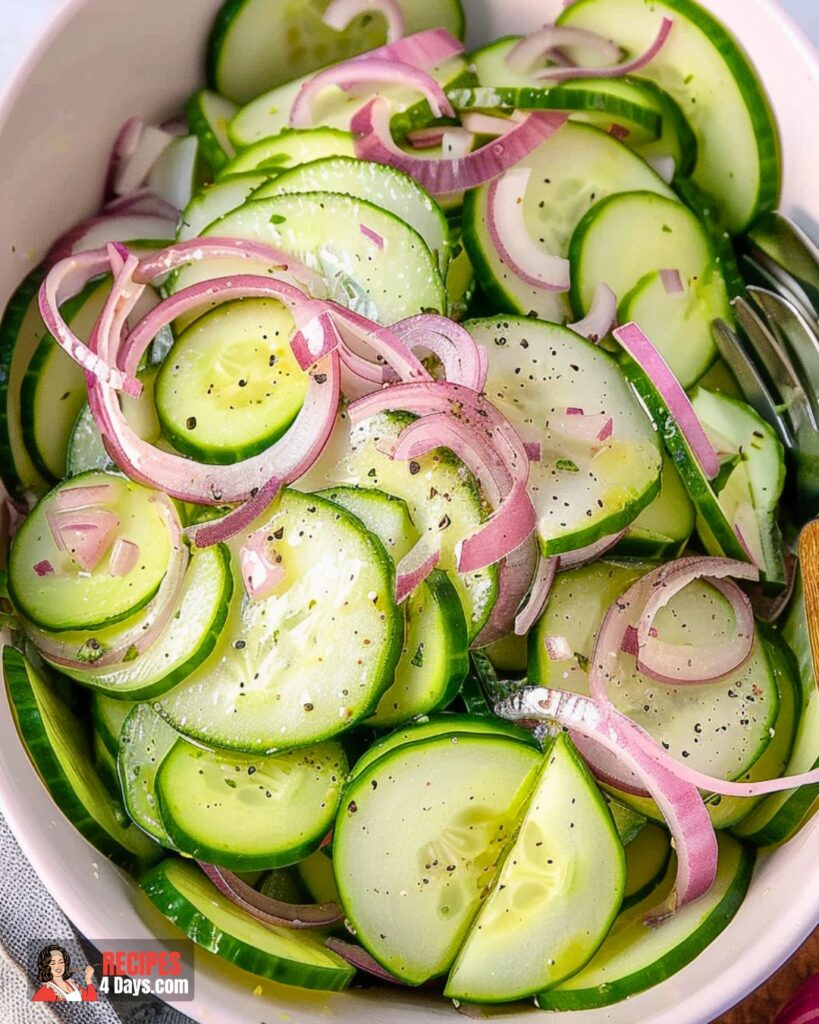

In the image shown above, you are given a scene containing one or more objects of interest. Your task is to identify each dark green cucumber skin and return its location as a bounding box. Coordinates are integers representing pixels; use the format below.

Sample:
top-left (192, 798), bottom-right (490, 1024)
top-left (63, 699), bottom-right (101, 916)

top-left (3, 646), bottom-right (159, 870)
top-left (140, 859), bottom-right (355, 992)
top-left (630, 76), bottom-right (697, 177)
top-left (619, 842), bottom-right (672, 914)
top-left (536, 842), bottom-right (756, 1010)
top-left (67, 545), bottom-right (234, 701)
top-left (675, 178), bottom-right (747, 302)
top-left (462, 188), bottom-right (532, 315)
top-left (186, 90), bottom-right (230, 176)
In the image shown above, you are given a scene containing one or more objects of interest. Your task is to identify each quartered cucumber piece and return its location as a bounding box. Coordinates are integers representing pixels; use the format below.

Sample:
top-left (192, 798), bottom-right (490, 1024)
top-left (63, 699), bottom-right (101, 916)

top-left (571, 191), bottom-right (730, 387)
top-left (156, 298), bottom-right (308, 463)
top-left (178, 172), bottom-right (269, 242)
top-left (208, 0), bottom-right (465, 103)
top-left (156, 738), bottom-right (346, 870)
top-left (299, 410), bottom-right (498, 641)
top-left (463, 121), bottom-right (675, 320)
top-left (538, 833), bottom-right (753, 1009)
top-left (621, 823), bottom-right (671, 911)
top-left (118, 704), bottom-right (178, 846)
top-left (158, 489), bottom-right (402, 751)
top-left (218, 128), bottom-right (355, 179)
top-left (172, 193), bottom-right (445, 324)
top-left (557, 0), bottom-right (780, 233)
top-left (614, 450), bottom-right (694, 560)
top-left (317, 486), bottom-right (468, 728)
top-left (334, 733), bottom-right (541, 984)
top-left (92, 693), bottom-right (134, 756)
top-left (186, 89), bottom-right (237, 174)
top-left (529, 560), bottom-right (780, 800)
top-left (692, 388), bottom-right (787, 587)
top-left (59, 545), bottom-right (233, 700)
top-left (445, 734), bottom-right (625, 1003)
top-left (141, 859), bottom-right (355, 991)
top-left (349, 712), bottom-right (539, 783)
top-left (3, 646), bottom-right (158, 868)
top-left (253, 157), bottom-right (451, 274)
top-left (467, 316), bottom-right (661, 556)
top-left (9, 472), bottom-right (179, 632)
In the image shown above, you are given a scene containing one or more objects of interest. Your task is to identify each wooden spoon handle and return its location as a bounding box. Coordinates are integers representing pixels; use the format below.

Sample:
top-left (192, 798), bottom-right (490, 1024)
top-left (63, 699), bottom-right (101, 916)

top-left (798, 520), bottom-right (819, 682)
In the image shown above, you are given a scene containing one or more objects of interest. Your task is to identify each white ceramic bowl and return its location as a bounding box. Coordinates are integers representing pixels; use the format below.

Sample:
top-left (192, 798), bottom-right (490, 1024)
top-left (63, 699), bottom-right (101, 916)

top-left (1, 2), bottom-right (818, 1021)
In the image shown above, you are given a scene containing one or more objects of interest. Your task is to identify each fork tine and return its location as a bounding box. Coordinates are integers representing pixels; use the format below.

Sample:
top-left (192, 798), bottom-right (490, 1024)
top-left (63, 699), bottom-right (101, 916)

top-left (747, 211), bottom-right (819, 316)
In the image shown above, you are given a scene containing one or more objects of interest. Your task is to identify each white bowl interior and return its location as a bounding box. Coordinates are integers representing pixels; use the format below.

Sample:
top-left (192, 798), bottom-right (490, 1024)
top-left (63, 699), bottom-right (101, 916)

top-left (1, 1), bottom-right (818, 1021)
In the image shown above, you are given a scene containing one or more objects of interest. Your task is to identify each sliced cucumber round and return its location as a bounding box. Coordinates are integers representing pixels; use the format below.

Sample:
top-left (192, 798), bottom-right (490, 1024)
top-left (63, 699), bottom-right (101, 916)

top-left (296, 850), bottom-right (340, 906)
top-left (92, 693), bottom-right (134, 756)
top-left (186, 88), bottom-right (237, 174)
top-left (334, 733), bottom-right (542, 984)
top-left (621, 823), bottom-right (671, 912)
top-left (178, 172), bottom-right (269, 242)
top-left (118, 704), bottom-right (178, 846)
top-left (466, 316), bottom-right (662, 556)
top-left (218, 128), bottom-right (355, 180)
top-left (445, 734), bottom-right (625, 1003)
top-left (613, 450), bottom-right (695, 560)
top-left (156, 738), bottom-right (346, 870)
top-left (141, 859), bottom-right (355, 991)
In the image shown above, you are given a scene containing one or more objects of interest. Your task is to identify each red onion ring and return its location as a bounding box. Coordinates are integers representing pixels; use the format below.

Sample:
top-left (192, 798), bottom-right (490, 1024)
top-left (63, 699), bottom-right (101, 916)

top-left (198, 863), bottom-right (343, 929)
top-left (323, 0), bottom-right (405, 43)
top-left (391, 314), bottom-right (488, 391)
top-left (185, 475), bottom-right (284, 549)
top-left (514, 555), bottom-right (558, 636)
top-left (646, 155), bottom-right (676, 184)
top-left (394, 537), bottom-right (441, 604)
top-left (460, 112), bottom-right (517, 137)
top-left (568, 283), bottom-right (617, 342)
top-left (325, 937), bottom-right (406, 983)
top-left (471, 535), bottom-right (539, 648)
top-left (364, 27), bottom-right (463, 68)
top-left (239, 528), bottom-right (287, 600)
top-left (506, 25), bottom-right (621, 75)
top-left (557, 530), bottom-right (625, 570)
top-left (660, 268), bottom-right (685, 295)
top-left (536, 17), bottom-right (674, 81)
top-left (103, 187), bottom-right (180, 221)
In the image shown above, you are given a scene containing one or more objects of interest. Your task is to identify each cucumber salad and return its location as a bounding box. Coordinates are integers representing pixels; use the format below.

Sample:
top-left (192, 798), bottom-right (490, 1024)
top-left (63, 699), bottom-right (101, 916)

top-left (3, 0), bottom-right (819, 1011)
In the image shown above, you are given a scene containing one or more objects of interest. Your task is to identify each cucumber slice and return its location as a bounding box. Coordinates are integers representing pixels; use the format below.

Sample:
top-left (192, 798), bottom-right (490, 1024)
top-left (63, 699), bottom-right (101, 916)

top-left (141, 859), bottom-right (355, 990)
top-left (92, 729), bottom-right (124, 805)
top-left (20, 276), bottom-right (110, 482)
top-left (118, 704), bottom-right (178, 846)
top-left (317, 486), bottom-right (468, 727)
top-left (218, 128), bottom-right (355, 179)
top-left (445, 734), bottom-right (625, 1003)
top-left (59, 545), bottom-right (233, 700)
top-left (9, 472), bottom-right (179, 633)
top-left (334, 733), bottom-right (541, 984)
top-left (621, 823), bottom-right (671, 912)
top-left (186, 89), bottom-right (237, 174)
top-left (607, 797), bottom-right (648, 847)
top-left (172, 193), bottom-right (445, 324)
top-left (446, 238), bottom-right (476, 321)
top-left (538, 833), bottom-right (753, 1009)
top-left (484, 631), bottom-right (528, 676)
top-left (4, 646), bottom-right (158, 868)
top-left (156, 738), bottom-right (346, 870)
top-left (613, 450), bottom-right (694, 560)
top-left (692, 388), bottom-right (787, 587)
top-left (298, 410), bottom-right (498, 641)
top-left (253, 156), bottom-right (451, 274)
top-left (156, 298), bottom-right (308, 463)
top-left (296, 850), bottom-right (340, 906)
top-left (349, 712), bottom-right (540, 783)
top-left (0, 268), bottom-right (50, 496)
top-left (628, 77), bottom-right (697, 176)
top-left (557, 0), bottom-right (780, 233)
top-left (528, 560), bottom-right (780, 795)
top-left (571, 191), bottom-right (731, 387)
top-left (466, 316), bottom-right (661, 556)
top-left (92, 693), bottom-right (134, 756)
top-left (463, 121), bottom-right (675, 319)
top-left (178, 172), bottom-right (269, 242)
top-left (158, 489), bottom-right (402, 751)
top-left (208, 0), bottom-right (464, 103)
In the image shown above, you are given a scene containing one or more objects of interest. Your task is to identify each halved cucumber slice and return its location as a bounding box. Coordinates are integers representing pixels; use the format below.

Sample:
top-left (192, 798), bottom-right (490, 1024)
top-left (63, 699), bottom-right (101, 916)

top-left (299, 410), bottom-right (498, 641)
top-left (692, 388), bottom-right (787, 587)
top-left (118, 704), bottom-right (178, 846)
top-left (172, 193), bottom-right (445, 324)
top-left (178, 172), bottom-right (269, 242)
top-left (3, 646), bottom-right (158, 868)
top-left (253, 156), bottom-right (451, 274)
top-left (156, 738), bottom-right (346, 870)
top-left (92, 693), bottom-right (134, 756)
top-left (621, 823), bottom-right (671, 912)
top-left (538, 833), bottom-right (753, 1009)
top-left (463, 121), bottom-right (675, 320)
top-left (208, 0), bottom-right (465, 103)
top-left (613, 450), bottom-right (695, 560)
top-left (445, 734), bottom-right (625, 1003)
top-left (156, 298), bottom-right (308, 463)
top-left (158, 489), bottom-right (402, 751)
top-left (218, 128), bottom-right (355, 179)
top-left (186, 88), bottom-right (237, 174)
top-left (571, 191), bottom-right (731, 387)
top-left (466, 316), bottom-right (661, 556)
top-left (558, 0), bottom-right (780, 233)
top-left (9, 472), bottom-right (179, 633)
top-left (334, 733), bottom-right (542, 984)
top-left (317, 486), bottom-right (468, 728)
top-left (141, 859), bottom-right (355, 990)
top-left (58, 544), bottom-right (233, 700)
top-left (528, 560), bottom-right (780, 797)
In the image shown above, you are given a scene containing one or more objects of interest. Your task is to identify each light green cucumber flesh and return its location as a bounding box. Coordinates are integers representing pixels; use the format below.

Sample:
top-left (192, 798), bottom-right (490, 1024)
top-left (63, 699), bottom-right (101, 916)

top-left (117, 704), bottom-right (179, 846)
top-left (613, 450), bottom-right (695, 560)
top-left (177, 172), bottom-right (270, 242)
top-left (217, 128), bottom-right (355, 179)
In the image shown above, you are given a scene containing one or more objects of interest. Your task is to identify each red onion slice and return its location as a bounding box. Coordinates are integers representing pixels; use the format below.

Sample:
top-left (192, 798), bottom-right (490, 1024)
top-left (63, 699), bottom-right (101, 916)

top-left (107, 537), bottom-right (140, 578)
top-left (352, 98), bottom-right (567, 196)
top-left (365, 27), bottom-right (463, 68)
top-left (536, 17), bottom-right (674, 81)
top-left (568, 283), bottom-right (617, 342)
top-left (543, 634), bottom-right (573, 661)
top-left (646, 155), bottom-right (676, 183)
top-left (506, 25), bottom-right (621, 75)
top-left (391, 313), bottom-right (488, 391)
top-left (33, 560), bottom-right (54, 578)
top-left (198, 863), bottom-right (343, 929)
top-left (558, 530), bottom-right (626, 570)
top-left (471, 535), bottom-right (538, 648)
top-left (329, 305), bottom-right (431, 384)
top-left (514, 555), bottom-right (558, 636)
top-left (460, 112), bottom-right (516, 137)
top-left (290, 58), bottom-right (454, 128)
top-left (106, 119), bottom-right (175, 199)
top-left (407, 127), bottom-right (445, 149)
top-left (660, 268), bottom-right (685, 295)
top-left (103, 187), bottom-right (180, 221)
top-left (55, 483), bottom-right (117, 511)
top-left (394, 537), bottom-right (441, 604)
top-left (486, 167), bottom-right (571, 292)
top-left (614, 322), bottom-right (721, 479)
top-left (240, 528), bottom-right (287, 600)
top-left (185, 475), bottom-right (284, 549)
top-left (325, 937), bottom-right (406, 983)
top-left (48, 509), bottom-right (121, 572)
top-left (323, 0), bottom-right (405, 42)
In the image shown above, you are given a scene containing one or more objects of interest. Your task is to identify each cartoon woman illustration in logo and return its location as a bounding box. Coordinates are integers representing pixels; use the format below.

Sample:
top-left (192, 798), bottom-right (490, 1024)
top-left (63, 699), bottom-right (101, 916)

top-left (32, 944), bottom-right (97, 1002)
